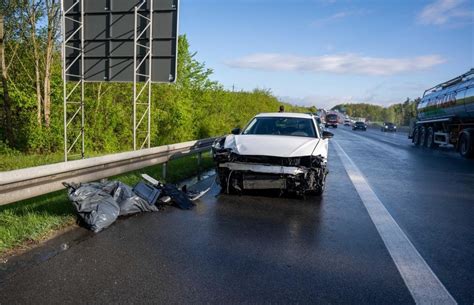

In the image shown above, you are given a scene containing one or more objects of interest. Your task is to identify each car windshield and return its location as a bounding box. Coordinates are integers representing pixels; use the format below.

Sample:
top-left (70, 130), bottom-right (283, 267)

top-left (386, 123), bottom-right (394, 126)
top-left (356, 122), bottom-right (365, 125)
top-left (243, 117), bottom-right (317, 138)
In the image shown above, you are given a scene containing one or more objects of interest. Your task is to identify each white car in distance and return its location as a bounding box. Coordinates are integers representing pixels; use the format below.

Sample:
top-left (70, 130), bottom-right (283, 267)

top-left (212, 113), bottom-right (333, 196)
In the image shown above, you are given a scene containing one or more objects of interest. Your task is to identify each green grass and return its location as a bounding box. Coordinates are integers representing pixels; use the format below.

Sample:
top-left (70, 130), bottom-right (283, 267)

top-left (0, 152), bottom-right (214, 255)
top-left (0, 151), bottom-right (108, 171)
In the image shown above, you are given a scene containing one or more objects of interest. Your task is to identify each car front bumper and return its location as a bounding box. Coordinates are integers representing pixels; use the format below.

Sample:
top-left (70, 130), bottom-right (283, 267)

top-left (218, 162), bottom-right (307, 175)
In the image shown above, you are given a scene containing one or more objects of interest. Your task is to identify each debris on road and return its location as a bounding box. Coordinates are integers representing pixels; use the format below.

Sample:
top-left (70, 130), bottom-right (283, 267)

top-left (162, 184), bottom-right (194, 210)
top-left (64, 175), bottom-right (211, 232)
top-left (141, 173), bottom-right (213, 205)
top-left (64, 180), bottom-right (158, 232)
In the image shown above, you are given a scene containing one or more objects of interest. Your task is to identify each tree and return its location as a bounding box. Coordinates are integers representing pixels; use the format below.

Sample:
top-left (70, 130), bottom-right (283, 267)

top-left (0, 7), bottom-right (14, 145)
top-left (42, 0), bottom-right (60, 127)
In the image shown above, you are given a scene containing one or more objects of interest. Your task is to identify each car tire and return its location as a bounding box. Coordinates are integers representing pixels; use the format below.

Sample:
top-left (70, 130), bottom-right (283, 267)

top-left (313, 177), bottom-right (326, 196)
top-left (426, 127), bottom-right (437, 149)
top-left (459, 132), bottom-right (474, 158)
top-left (218, 176), bottom-right (228, 193)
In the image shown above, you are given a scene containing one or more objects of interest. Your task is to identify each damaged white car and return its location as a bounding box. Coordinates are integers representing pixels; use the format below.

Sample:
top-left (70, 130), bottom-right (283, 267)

top-left (212, 113), bottom-right (333, 196)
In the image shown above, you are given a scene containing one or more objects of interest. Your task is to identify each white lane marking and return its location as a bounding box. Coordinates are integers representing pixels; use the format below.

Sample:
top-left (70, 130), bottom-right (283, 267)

top-left (333, 140), bottom-right (457, 305)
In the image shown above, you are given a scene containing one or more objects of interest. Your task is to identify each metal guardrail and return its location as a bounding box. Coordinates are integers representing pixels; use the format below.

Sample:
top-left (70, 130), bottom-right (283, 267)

top-left (0, 137), bottom-right (216, 206)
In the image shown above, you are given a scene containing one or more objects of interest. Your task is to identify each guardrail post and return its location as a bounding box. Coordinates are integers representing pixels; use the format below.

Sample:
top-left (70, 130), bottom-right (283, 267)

top-left (162, 162), bottom-right (167, 181)
top-left (197, 152), bottom-right (202, 181)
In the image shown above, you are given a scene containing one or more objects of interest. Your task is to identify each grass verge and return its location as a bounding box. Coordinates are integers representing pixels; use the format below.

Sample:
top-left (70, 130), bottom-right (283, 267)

top-left (0, 152), bottom-right (214, 256)
top-left (0, 151), bottom-right (108, 171)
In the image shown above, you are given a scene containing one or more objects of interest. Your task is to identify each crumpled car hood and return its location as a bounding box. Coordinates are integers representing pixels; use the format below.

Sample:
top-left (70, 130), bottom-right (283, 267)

top-left (224, 135), bottom-right (321, 157)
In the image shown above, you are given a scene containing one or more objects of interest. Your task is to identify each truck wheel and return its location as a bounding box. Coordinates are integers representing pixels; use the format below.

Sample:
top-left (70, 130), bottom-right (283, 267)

top-left (459, 132), bottom-right (474, 158)
top-left (426, 127), bottom-right (438, 149)
top-left (420, 127), bottom-right (427, 147)
top-left (413, 127), bottom-right (421, 145)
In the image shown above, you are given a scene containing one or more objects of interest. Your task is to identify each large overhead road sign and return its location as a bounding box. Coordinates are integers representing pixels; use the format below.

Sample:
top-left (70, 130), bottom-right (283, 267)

top-left (64, 0), bottom-right (179, 83)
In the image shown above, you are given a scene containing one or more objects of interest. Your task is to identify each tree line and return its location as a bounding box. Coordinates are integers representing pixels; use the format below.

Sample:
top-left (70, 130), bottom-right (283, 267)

top-left (331, 98), bottom-right (420, 126)
top-left (0, 2), bottom-right (311, 156)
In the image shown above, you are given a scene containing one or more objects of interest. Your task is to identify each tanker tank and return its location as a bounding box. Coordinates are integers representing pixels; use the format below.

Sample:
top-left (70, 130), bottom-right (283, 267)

top-left (410, 68), bottom-right (474, 158)
top-left (417, 68), bottom-right (474, 121)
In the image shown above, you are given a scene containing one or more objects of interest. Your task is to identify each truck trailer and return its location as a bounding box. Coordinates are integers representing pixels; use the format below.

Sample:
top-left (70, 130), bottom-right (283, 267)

top-left (409, 69), bottom-right (474, 158)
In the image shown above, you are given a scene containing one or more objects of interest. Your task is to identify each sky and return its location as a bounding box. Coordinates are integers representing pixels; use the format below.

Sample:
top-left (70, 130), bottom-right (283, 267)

top-left (179, 0), bottom-right (474, 109)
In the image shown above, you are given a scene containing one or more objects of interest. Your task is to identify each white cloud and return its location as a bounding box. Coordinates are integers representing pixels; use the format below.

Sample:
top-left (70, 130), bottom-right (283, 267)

top-left (311, 9), bottom-right (370, 27)
top-left (418, 0), bottom-right (474, 26)
top-left (226, 53), bottom-right (445, 76)
top-left (278, 82), bottom-right (429, 109)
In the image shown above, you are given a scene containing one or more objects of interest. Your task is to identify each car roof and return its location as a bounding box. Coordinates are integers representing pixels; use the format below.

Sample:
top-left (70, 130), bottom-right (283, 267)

top-left (255, 112), bottom-right (314, 119)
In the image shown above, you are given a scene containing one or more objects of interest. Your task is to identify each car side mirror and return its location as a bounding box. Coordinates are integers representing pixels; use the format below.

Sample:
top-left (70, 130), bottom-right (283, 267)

top-left (322, 131), bottom-right (334, 139)
top-left (231, 128), bottom-right (241, 135)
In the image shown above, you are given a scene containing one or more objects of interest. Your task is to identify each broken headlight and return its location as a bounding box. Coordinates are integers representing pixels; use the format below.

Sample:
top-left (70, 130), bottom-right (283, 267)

top-left (212, 137), bottom-right (231, 162)
top-left (212, 136), bottom-right (226, 150)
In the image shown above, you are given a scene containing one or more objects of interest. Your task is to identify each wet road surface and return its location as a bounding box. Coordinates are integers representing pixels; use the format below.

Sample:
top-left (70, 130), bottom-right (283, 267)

top-left (1, 127), bottom-right (473, 304)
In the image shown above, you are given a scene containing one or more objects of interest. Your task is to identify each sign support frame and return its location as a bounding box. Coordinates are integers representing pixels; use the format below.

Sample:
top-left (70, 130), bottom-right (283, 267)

top-left (133, 0), bottom-right (154, 150)
top-left (61, 0), bottom-right (85, 162)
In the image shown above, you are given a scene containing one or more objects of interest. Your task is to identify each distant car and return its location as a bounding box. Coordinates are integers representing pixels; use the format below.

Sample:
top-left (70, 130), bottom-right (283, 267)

top-left (212, 112), bottom-right (333, 196)
top-left (344, 119), bottom-right (351, 126)
top-left (352, 121), bottom-right (367, 131)
top-left (381, 122), bottom-right (397, 132)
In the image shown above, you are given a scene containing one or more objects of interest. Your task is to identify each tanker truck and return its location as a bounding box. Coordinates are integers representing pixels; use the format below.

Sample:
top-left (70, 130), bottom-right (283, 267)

top-left (409, 68), bottom-right (474, 158)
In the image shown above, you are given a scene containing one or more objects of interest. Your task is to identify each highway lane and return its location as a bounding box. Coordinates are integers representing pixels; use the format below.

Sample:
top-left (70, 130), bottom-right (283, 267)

top-left (1, 129), bottom-right (473, 304)
top-left (333, 126), bottom-right (474, 304)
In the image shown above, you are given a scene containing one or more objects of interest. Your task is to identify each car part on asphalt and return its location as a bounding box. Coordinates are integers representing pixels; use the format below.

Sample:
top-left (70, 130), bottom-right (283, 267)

top-left (133, 181), bottom-right (162, 205)
top-left (114, 181), bottom-right (160, 216)
top-left (141, 173), bottom-right (213, 203)
top-left (64, 174), bottom-right (211, 232)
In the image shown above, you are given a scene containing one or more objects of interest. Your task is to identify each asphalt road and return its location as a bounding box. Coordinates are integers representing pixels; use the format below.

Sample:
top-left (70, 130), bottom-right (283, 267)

top-left (1, 127), bottom-right (473, 304)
